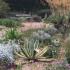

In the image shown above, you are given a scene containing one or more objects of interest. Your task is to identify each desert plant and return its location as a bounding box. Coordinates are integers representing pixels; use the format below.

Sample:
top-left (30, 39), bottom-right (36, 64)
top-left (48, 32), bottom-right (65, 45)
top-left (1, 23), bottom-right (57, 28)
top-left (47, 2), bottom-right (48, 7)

top-left (5, 28), bottom-right (21, 40)
top-left (44, 14), bottom-right (63, 24)
top-left (0, 40), bottom-right (20, 70)
top-left (15, 38), bottom-right (48, 61)
top-left (0, 19), bottom-right (19, 27)
top-left (32, 30), bottom-right (51, 41)
top-left (30, 29), bottom-right (61, 58)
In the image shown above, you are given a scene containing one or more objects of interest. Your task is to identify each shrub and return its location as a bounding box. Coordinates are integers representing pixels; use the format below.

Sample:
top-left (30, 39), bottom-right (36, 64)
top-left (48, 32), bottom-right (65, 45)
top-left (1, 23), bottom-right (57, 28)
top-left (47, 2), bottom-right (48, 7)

top-left (44, 14), bottom-right (63, 24)
top-left (44, 38), bottom-right (60, 58)
top-left (44, 24), bottom-right (57, 35)
top-left (5, 28), bottom-right (21, 40)
top-left (0, 19), bottom-right (19, 27)
top-left (32, 30), bottom-right (51, 41)
top-left (20, 28), bottom-right (60, 59)
top-left (0, 40), bottom-right (20, 67)
top-left (21, 29), bottom-right (60, 58)
top-left (44, 14), bottom-right (70, 37)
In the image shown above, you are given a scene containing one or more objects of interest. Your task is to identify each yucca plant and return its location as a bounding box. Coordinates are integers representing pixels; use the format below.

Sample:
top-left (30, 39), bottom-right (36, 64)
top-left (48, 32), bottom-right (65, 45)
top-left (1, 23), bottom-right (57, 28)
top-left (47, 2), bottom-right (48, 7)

top-left (14, 38), bottom-right (48, 61)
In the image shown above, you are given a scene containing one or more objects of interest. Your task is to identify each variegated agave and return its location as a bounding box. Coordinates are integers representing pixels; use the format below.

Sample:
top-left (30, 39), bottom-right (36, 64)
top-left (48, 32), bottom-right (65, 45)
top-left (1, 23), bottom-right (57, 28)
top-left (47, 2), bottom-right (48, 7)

top-left (15, 38), bottom-right (48, 61)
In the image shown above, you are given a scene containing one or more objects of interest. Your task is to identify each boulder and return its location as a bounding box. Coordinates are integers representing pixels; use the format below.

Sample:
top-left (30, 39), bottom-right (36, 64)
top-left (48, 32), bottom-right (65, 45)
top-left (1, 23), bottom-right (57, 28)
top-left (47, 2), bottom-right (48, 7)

top-left (21, 22), bottom-right (45, 31)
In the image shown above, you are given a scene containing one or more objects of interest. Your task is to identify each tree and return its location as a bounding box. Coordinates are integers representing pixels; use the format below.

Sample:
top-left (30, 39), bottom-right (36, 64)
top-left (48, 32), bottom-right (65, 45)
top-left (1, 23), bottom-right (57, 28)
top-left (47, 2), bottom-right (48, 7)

top-left (0, 0), bottom-right (9, 17)
top-left (42, 0), bottom-right (70, 14)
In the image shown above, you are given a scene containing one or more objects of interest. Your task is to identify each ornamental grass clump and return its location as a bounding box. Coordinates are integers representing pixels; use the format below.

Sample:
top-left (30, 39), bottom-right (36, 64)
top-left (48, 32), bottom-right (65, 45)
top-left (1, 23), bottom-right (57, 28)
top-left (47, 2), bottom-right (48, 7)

top-left (0, 19), bottom-right (19, 27)
top-left (5, 28), bottom-right (21, 40)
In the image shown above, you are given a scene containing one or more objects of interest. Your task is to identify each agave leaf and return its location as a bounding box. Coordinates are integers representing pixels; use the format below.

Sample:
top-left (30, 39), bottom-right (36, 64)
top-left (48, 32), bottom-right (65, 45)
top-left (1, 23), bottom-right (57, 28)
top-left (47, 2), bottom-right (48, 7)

top-left (32, 40), bottom-right (39, 58)
top-left (14, 50), bottom-right (26, 58)
top-left (28, 40), bottom-right (34, 58)
top-left (20, 39), bottom-right (35, 58)
top-left (27, 39), bottom-right (36, 58)
top-left (21, 44), bottom-right (30, 58)
top-left (35, 46), bottom-right (48, 58)
top-left (24, 39), bottom-right (30, 57)
top-left (34, 40), bottom-right (39, 49)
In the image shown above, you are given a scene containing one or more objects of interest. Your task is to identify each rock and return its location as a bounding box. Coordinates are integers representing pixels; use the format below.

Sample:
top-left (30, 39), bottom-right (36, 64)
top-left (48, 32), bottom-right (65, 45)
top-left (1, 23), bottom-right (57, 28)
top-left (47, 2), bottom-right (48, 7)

top-left (21, 22), bottom-right (45, 32)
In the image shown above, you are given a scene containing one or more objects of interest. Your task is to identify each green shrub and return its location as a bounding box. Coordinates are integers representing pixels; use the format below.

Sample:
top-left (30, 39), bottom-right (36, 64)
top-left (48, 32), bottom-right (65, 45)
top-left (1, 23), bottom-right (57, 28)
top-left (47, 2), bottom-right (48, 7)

top-left (44, 14), bottom-right (70, 37)
top-left (5, 28), bottom-right (21, 40)
top-left (44, 14), bottom-right (63, 24)
top-left (0, 19), bottom-right (19, 27)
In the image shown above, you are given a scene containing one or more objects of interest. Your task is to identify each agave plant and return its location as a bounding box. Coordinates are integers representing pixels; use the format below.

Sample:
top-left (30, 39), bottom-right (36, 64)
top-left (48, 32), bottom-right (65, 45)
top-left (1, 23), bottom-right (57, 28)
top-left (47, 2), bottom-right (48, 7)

top-left (14, 38), bottom-right (48, 61)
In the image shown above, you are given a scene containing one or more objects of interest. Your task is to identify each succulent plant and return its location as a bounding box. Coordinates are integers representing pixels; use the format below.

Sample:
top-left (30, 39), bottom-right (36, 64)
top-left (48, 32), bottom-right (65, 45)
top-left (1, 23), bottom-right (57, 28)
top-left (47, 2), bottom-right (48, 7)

top-left (32, 30), bottom-right (51, 41)
top-left (46, 25), bottom-right (57, 35)
top-left (15, 38), bottom-right (48, 61)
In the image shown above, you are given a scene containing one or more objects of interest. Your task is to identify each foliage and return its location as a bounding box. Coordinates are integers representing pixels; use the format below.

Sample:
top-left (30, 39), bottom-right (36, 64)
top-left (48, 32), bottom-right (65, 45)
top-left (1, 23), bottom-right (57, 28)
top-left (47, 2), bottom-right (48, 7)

top-left (0, 0), bottom-right (9, 17)
top-left (64, 37), bottom-right (70, 64)
top-left (5, 28), bottom-right (21, 40)
top-left (44, 13), bottom-right (70, 37)
top-left (15, 38), bottom-right (48, 61)
top-left (22, 29), bottom-right (39, 37)
top-left (44, 25), bottom-right (57, 35)
top-left (20, 28), bottom-right (60, 59)
top-left (44, 14), bottom-right (63, 24)
top-left (0, 19), bottom-right (19, 27)
top-left (0, 40), bottom-right (20, 66)
top-left (32, 30), bottom-right (51, 41)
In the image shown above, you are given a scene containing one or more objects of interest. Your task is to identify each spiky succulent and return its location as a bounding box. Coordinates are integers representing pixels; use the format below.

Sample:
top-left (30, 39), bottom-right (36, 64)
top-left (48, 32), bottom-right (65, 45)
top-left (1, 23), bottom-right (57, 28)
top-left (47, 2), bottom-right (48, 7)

top-left (15, 38), bottom-right (48, 61)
